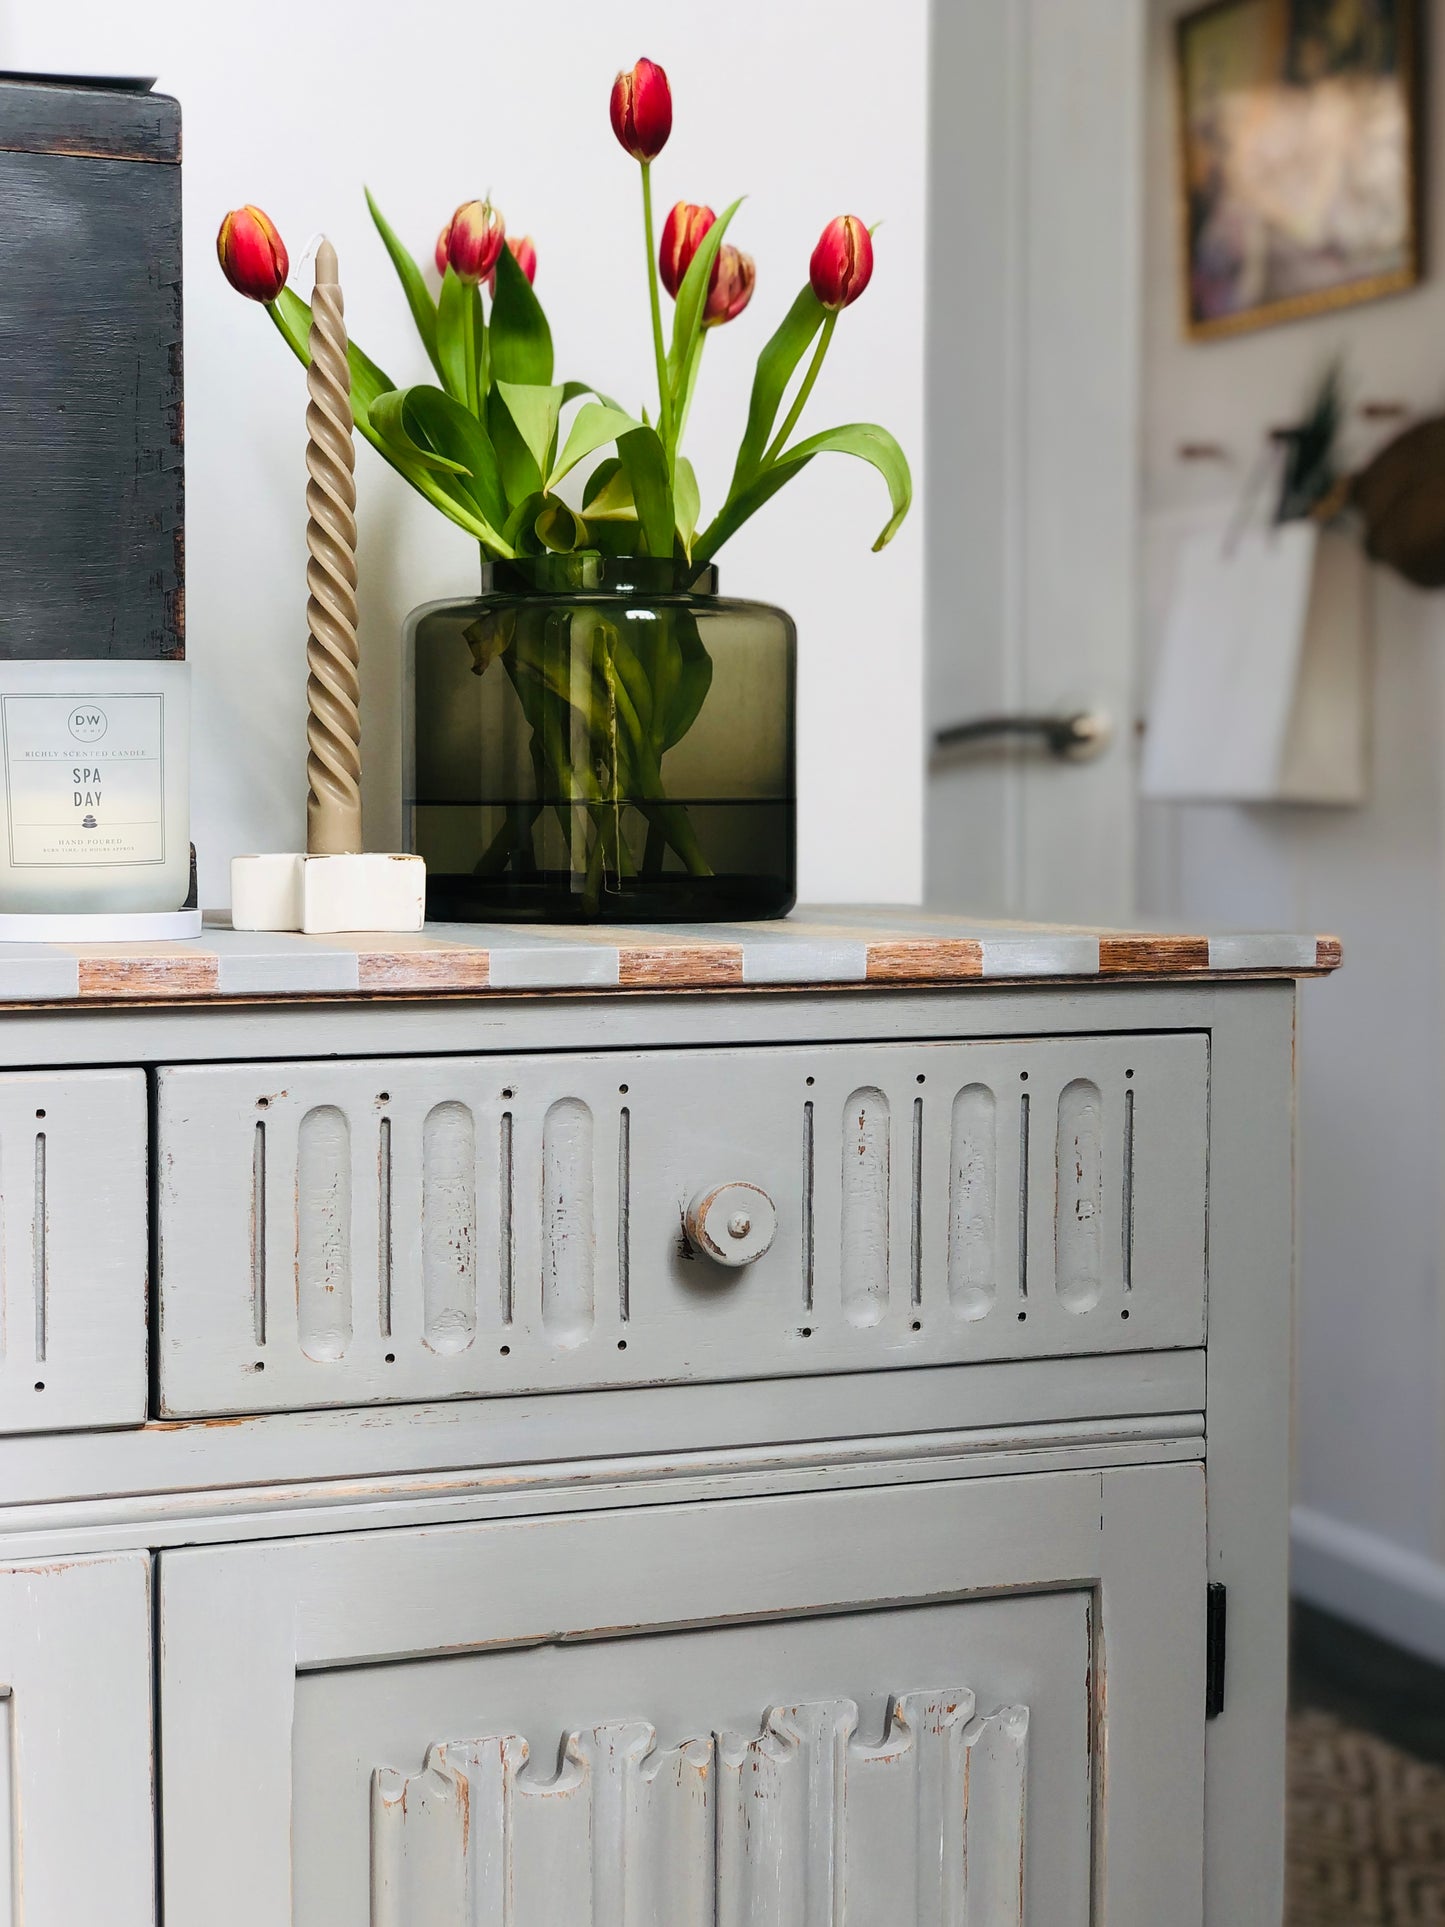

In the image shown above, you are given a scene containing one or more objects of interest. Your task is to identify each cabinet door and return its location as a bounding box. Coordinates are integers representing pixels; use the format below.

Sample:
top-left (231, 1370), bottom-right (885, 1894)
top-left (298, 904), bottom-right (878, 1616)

top-left (159, 1464), bottom-right (1204, 1926)
top-left (0, 1553), bottom-right (155, 1925)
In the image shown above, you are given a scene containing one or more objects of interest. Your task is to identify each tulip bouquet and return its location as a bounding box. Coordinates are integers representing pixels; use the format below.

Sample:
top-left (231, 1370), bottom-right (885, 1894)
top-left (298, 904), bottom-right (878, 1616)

top-left (218, 55), bottom-right (910, 912)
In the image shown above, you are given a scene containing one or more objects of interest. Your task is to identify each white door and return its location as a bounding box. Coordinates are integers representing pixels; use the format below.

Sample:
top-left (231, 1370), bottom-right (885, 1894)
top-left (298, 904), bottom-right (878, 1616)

top-left (158, 1464), bottom-right (1205, 1925)
top-left (925, 0), bottom-right (1144, 924)
top-left (0, 1554), bottom-right (155, 1925)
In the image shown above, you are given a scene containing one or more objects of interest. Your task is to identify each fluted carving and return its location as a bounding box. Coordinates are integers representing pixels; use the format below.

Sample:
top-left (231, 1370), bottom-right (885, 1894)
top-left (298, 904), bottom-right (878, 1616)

top-left (305, 237), bottom-right (361, 856)
top-left (370, 1689), bottom-right (1030, 1924)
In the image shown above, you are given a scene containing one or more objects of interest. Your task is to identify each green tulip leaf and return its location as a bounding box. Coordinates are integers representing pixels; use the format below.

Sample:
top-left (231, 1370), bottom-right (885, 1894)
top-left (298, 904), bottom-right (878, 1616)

top-left (496, 381), bottom-right (565, 481)
top-left (267, 290), bottom-right (514, 555)
top-left (583, 456), bottom-right (628, 513)
top-left (661, 615), bottom-right (714, 750)
top-left (398, 386), bottom-right (507, 532)
top-left (435, 269), bottom-right (483, 407)
top-left (371, 388), bottom-right (470, 475)
top-left (562, 379), bottom-right (626, 413)
top-left (588, 516), bottom-right (647, 556)
top-left (730, 284), bottom-right (827, 489)
top-left (365, 188), bottom-right (442, 381)
top-left (488, 390), bottom-right (544, 506)
top-left (535, 500), bottom-right (589, 552)
top-left (617, 426), bottom-right (674, 559)
top-left (697, 421), bottom-right (912, 560)
top-left (502, 490), bottom-right (548, 550)
top-left (462, 607), bottom-right (515, 677)
top-left (547, 403), bottom-right (640, 491)
top-left (667, 196), bottom-right (743, 388)
top-left (674, 455), bottom-right (701, 558)
top-left (490, 240), bottom-right (553, 386)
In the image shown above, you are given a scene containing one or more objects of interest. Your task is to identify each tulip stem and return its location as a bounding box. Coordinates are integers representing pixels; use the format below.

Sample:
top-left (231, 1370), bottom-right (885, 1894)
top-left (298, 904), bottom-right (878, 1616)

top-left (640, 162), bottom-right (674, 463)
top-left (763, 311), bottom-right (837, 467)
top-left (462, 290), bottom-right (480, 417)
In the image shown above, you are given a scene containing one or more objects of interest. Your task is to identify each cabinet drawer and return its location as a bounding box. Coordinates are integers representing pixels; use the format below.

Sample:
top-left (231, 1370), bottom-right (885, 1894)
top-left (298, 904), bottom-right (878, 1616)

top-left (156, 1033), bottom-right (1206, 1416)
top-left (0, 1069), bottom-right (146, 1431)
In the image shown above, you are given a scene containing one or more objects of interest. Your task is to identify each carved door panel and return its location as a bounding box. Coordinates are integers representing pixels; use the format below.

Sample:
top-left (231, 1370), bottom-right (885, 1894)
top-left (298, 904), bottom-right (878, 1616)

top-left (0, 1553), bottom-right (155, 1925)
top-left (159, 1463), bottom-right (1205, 1926)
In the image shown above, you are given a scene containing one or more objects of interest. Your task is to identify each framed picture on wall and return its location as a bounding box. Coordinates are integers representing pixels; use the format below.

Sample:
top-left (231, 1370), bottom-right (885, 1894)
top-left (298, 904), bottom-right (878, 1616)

top-left (1177, 0), bottom-right (1420, 340)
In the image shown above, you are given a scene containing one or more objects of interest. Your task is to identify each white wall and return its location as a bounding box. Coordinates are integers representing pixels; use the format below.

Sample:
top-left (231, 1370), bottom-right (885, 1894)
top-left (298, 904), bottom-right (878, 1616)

top-left (0, 0), bottom-right (926, 907)
top-left (1142, 0), bottom-right (1445, 1659)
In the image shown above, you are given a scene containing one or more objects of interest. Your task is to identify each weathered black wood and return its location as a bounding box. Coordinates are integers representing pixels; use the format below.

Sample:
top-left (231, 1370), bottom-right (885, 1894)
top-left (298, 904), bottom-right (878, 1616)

top-left (0, 77), bottom-right (180, 164)
top-left (0, 82), bottom-right (184, 660)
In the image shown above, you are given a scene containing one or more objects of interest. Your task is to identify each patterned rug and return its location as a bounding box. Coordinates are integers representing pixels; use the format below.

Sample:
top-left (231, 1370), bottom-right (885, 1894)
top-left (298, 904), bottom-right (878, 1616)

top-left (1288, 1707), bottom-right (1445, 1923)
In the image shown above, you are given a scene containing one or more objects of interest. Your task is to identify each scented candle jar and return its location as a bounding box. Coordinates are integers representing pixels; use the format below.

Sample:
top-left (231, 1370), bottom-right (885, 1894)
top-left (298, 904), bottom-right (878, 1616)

top-left (0, 660), bottom-right (190, 912)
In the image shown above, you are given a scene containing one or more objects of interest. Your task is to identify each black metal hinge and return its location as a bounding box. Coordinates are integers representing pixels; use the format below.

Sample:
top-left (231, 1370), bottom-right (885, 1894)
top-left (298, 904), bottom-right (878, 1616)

top-left (1206, 1584), bottom-right (1228, 1719)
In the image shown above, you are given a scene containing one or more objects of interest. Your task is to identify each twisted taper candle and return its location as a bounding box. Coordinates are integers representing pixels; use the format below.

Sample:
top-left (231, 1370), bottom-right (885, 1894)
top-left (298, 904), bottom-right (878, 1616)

top-left (304, 237), bottom-right (362, 856)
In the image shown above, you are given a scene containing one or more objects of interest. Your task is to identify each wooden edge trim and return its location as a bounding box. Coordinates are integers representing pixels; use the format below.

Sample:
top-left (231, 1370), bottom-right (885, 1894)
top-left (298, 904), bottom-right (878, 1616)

top-left (356, 951), bottom-right (491, 991)
top-left (618, 945), bottom-right (745, 988)
top-left (1315, 936), bottom-right (1344, 970)
top-left (76, 955), bottom-right (220, 998)
top-left (865, 939), bottom-right (984, 982)
top-left (1099, 935), bottom-right (1211, 975)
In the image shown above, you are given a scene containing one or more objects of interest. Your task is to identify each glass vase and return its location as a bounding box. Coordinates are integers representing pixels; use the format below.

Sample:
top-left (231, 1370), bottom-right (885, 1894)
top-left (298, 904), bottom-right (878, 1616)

top-left (405, 554), bottom-right (796, 923)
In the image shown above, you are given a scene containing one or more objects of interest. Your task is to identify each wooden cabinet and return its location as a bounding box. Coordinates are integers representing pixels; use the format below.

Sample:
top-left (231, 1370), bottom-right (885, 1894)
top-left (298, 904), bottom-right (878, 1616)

top-left (0, 910), bottom-right (1335, 1923)
top-left (159, 1465), bottom-right (1203, 1926)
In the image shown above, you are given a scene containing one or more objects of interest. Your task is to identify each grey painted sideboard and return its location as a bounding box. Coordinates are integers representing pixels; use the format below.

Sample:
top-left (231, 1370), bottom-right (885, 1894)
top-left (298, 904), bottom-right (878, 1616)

top-left (0, 907), bottom-right (1339, 1924)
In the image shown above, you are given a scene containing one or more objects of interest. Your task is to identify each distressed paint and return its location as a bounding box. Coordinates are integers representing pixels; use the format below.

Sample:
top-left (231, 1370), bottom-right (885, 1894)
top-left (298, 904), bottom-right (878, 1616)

top-left (1056, 1081), bottom-right (1105, 1314)
top-left (841, 1087), bottom-right (891, 1327)
top-left (948, 1083), bottom-right (997, 1322)
top-left (371, 1691), bottom-right (1027, 1927)
top-left (421, 1101), bottom-right (477, 1356)
top-left (296, 1105), bottom-right (352, 1361)
top-left (541, 1097), bottom-right (595, 1348)
top-left (153, 1034), bottom-right (1208, 1417)
top-left (0, 910), bottom-right (1339, 1009)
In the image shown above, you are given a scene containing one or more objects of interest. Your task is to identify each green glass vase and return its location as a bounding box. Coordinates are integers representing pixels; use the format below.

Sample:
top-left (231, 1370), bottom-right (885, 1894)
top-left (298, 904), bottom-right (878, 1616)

top-left (405, 554), bottom-right (796, 923)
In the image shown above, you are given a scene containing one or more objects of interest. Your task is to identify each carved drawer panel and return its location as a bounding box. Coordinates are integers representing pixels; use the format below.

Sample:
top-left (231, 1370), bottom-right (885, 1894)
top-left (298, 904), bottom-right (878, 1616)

top-left (154, 1033), bottom-right (1207, 1415)
top-left (0, 1069), bottom-right (146, 1432)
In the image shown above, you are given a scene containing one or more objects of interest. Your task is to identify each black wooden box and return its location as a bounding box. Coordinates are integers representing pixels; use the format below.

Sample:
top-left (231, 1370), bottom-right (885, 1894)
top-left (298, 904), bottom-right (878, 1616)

top-left (0, 75), bottom-right (183, 660)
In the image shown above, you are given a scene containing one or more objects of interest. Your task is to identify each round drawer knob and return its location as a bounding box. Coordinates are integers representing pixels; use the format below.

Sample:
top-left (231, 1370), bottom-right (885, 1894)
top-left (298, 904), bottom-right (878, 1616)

top-left (685, 1182), bottom-right (777, 1268)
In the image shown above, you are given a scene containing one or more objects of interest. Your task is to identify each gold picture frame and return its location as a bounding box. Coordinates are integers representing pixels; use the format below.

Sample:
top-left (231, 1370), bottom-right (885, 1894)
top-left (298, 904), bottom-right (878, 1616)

top-left (1176, 0), bottom-right (1421, 341)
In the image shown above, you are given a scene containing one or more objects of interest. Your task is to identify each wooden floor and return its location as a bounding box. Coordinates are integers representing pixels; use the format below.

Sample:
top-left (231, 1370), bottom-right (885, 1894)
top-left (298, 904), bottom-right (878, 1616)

top-left (1288, 1605), bottom-right (1445, 1924)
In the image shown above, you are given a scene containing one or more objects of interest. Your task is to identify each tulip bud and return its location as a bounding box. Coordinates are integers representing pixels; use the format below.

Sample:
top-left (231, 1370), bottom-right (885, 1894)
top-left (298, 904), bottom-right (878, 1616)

top-left (487, 234), bottom-right (538, 296)
top-left (610, 58), bottom-right (672, 161)
top-left (703, 246), bottom-right (756, 328)
top-left (434, 222), bottom-right (452, 277)
top-left (216, 205), bottom-right (289, 303)
top-left (446, 198), bottom-right (505, 286)
top-left (659, 202), bottom-right (716, 300)
top-left (809, 214), bottom-right (874, 311)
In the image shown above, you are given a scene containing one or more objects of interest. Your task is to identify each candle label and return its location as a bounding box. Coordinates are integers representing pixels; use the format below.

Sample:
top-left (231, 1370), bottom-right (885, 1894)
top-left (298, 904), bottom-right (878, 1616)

top-left (0, 693), bottom-right (166, 867)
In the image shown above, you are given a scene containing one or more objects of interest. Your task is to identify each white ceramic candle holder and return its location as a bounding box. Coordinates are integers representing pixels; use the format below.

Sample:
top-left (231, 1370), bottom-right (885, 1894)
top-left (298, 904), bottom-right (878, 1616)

top-left (230, 852), bottom-right (425, 934)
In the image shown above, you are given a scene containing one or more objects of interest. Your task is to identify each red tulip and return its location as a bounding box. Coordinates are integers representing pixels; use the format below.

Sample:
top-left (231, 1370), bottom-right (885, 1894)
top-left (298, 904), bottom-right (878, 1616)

top-left (487, 234), bottom-right (537, 296)
top-left (216, 205), bottom-right (289, 303)
top-left (659, 202), bottom-right (716, 299)
top-left (809, 215), bottom-right (874, 310)
top-left (434, 222), bottom-right (451, 277)
top-left (610, 58), bottom-right (672, 161)
top-left (703, 246), bottom-right (756, 328)
top-left (445, 198), bottom-right (505, 286)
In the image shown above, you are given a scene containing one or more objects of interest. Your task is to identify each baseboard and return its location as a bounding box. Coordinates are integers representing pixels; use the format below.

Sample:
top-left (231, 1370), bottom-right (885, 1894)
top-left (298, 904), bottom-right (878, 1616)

top-left (1292, 1504), bottom-right (1445, 1668)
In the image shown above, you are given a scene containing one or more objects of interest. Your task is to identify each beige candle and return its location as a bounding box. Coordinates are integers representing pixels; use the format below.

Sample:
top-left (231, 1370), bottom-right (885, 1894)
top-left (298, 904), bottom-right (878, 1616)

top-left (304, 238), bottom-right (362, 857)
